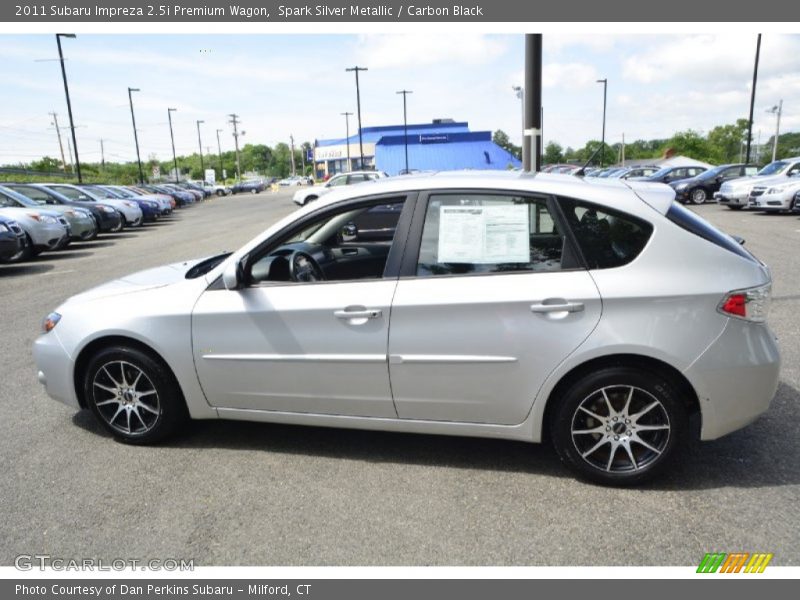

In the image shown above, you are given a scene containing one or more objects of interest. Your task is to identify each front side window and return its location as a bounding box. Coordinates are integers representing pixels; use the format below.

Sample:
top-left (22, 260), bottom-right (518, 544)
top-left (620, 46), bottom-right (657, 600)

top-left (416, 193), bottom-right (564, 277)
top-left (558, 196), bottom-right (653, 269)
top-left (246, 197), bottom-right (407, 285)
top-left (8, 186), bottom-right (53, 204)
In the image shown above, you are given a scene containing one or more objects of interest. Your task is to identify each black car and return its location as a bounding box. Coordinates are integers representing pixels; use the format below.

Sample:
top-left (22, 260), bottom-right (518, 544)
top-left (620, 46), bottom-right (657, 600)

top-left (629, 165), bottom-right (708, 185)
top-left (0, 214), bottom-right (26, 263)
top-left (669, 163), bottom-right (760, 205)
top-left (4, 183), bottom-right (123, 233)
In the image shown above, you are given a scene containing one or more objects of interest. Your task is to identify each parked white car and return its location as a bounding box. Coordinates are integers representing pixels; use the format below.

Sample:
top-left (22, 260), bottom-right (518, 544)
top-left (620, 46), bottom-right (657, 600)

top-left (34, 172), bottom-right (779, 485)
top-left (293, 170), bottom-right (388, 206)
top-left (715, 157), bottom-right (800, 209)
top-left (748, 176), bottom-right (800, 212)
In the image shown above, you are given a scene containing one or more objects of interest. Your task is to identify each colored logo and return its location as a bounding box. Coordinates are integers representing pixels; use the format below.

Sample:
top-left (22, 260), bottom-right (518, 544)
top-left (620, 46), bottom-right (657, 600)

top-left (697, 552), bottom-right (773, 573)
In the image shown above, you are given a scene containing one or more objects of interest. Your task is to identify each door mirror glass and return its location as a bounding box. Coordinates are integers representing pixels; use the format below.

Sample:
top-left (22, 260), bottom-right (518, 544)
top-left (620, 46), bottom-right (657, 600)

top-left (341, 222), bottom-right (358, 242)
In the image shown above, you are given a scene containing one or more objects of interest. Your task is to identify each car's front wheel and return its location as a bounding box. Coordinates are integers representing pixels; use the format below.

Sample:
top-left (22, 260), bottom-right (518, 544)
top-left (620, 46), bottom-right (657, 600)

top-left (83, 345), bottom-right (188, 444)
top-left (550, 367), bottom-right (687, 485)
top-left (689, 188), bottom-right (707, 205)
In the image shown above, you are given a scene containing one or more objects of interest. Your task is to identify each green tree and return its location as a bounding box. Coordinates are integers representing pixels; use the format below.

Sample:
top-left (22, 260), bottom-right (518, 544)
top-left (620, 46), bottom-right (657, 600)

top-left (269, 143), bottom-right (293, 178)
top-left (659, 130), bottom-right (716, 164)
top-left (707, 119), bottom-right (749, 163)
top-left (493, 130), bottom-right (521, 160)
top-left (543, 142), bottom-right (564, 165)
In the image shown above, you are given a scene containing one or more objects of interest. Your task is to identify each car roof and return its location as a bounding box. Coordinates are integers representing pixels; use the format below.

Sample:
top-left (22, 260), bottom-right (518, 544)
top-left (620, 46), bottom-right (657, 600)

top-left (305, 170), bottom-right (675, 216)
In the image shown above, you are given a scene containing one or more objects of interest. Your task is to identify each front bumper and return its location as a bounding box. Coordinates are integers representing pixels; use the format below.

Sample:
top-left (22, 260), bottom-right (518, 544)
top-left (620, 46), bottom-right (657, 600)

top-left (0, 232), bottom-right (23, 261)
top-left (29, 222), bottom-right (70, 251)
top-left (749, 194), bottom-right (792, 211)
top-left (68, 216), bottom-right (97, 240)
top-left (714, 190), bottom-right (750, 206)
top-left (34, 330), bottom-right (81, 409)
top-left (684, 319), bottom-right (780, 440)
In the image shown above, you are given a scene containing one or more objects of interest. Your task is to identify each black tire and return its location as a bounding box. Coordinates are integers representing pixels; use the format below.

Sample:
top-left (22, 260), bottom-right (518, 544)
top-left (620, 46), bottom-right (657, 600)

top-left (110, 218), bottom-right (124, 233)
top-left (83, 345), bottom-right (188, 444)
top-left (550, 366), bottom-right (687, 486)
top-left (689, 187), bottom-right (707, 205)
top-left (216, 190), bottom-right (225, 197)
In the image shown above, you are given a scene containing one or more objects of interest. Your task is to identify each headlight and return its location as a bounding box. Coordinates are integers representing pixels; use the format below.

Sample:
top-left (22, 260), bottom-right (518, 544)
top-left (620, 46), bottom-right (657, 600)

top-left (674, 183), bottom-right (688, 190)
top-left (42, 312), bottom-right (61, 333)
top-left (37, 214), bottom-right (58, 224)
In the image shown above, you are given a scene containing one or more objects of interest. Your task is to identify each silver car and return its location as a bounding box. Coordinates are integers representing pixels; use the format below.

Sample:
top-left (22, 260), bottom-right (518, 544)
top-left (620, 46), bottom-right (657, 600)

top-left (0, 197), bottom-right (70, 260)
top-left (0, 185), bottom-right (97, 241)
top-left (33, 172), bottom-right (779, 485)
top-left (43, 183), bottom-right (144, 227)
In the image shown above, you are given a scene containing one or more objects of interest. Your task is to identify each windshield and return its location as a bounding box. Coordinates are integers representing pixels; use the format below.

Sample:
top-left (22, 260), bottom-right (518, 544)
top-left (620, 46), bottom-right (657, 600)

top-left (88, 187), bottom-right (118, 199)
top-left (757, 161), bottom-right (788, 176)
top-left (648, 167), bottom-right (672, 179)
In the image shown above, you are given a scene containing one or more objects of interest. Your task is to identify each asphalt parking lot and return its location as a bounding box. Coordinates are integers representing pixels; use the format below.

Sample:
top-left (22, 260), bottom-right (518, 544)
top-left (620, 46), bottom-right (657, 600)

top-left (1, 190), bottom-right (799, 566)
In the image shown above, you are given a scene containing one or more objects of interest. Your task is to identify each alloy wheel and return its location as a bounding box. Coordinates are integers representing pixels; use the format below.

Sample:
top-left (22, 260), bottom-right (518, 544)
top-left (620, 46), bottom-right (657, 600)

top-left (91, 360), bottom-right (161, 436)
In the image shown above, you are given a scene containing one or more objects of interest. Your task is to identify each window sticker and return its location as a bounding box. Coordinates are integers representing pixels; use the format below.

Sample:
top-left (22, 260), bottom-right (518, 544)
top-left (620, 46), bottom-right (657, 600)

top-left (437, 205), bottom-right (529, 264)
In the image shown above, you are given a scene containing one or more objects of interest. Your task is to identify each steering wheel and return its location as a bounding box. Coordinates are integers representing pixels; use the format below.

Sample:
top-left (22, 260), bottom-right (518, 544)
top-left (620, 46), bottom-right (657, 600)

top-left (289, 250), bottom-right (325, 282)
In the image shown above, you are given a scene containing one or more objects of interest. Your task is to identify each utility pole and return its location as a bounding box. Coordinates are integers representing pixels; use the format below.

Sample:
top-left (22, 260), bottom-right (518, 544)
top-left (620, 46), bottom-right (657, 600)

top-left (66, 137), bottom-right (74, 171)
top-left (340, 111), bottom-right (352, 172)
top-left (768, 99), bottom-right (783, 162)
top-left (396, 89), bottom-right (413, 173)
top-left (127, 87), bottom-right (144, 185)
top-left (196, 120), bottom-right (205, 179)
top-left (745, 34), bottom-right (761, 165)
top-left (345, 66), bottom-right (368, 168)
top-left (55, 33), bottom-right (82, 182)
top-left (597, 78), bottom-right (608, 168)
top-left (167, 108), bottom-right (179, 183)
top-left (216, 129), bottom-right (224, 181)
top-left (100, 138), bottom-right (105, 171)
top-left (49, 112), bottom-right (68, 173)
top-left (228, 113), bottom-right (242, 180)
top-left (290, 134), bottom-right (296, 176)
top-left (621, 132), bottom-right (625, 166)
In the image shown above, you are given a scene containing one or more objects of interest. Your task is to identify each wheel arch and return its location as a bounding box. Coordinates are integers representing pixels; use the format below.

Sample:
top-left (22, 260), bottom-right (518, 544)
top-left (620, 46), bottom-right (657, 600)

top-left (73, 335), bottom-right (186, 410)
top-left (539, 353), bottom-right (701, 443)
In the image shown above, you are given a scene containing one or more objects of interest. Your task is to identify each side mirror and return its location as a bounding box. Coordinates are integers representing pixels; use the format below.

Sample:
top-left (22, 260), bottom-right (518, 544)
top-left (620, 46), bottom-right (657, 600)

top-left (222, 260), bottom-right (242, 290)
top-left (341, 222), bottom-right (358, 242)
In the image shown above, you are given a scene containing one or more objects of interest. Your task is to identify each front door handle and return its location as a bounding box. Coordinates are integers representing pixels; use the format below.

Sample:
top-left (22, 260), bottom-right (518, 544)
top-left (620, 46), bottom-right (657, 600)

top-left (334, 308), bottom-right (382, 320)
top-left (530, 301), bottom-right (585, 314)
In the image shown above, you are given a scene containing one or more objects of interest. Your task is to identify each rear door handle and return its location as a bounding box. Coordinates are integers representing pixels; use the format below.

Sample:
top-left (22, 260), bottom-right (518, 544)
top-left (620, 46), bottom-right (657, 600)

top-left (334, 308), bottom-right (382, 320)
top-left (530, 301), bottom-right (584, 314)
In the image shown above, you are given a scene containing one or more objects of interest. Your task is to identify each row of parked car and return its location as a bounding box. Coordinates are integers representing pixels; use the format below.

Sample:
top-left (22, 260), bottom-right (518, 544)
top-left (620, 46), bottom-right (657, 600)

top-left (0, 181), bottom-right (213, 264)
top-left (544, 157), bottom-right (800, 213)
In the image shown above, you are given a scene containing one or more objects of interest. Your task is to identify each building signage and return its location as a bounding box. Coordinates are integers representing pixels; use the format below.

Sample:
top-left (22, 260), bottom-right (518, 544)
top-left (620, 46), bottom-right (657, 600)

top-left (420, 134), bottom-right (449, 143)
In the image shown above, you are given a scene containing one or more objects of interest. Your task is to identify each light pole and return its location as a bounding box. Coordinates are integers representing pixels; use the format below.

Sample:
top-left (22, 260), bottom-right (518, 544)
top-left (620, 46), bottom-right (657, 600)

top-left (167, 108), bottom-right (179, 183)
top-left (55, 33), bottom-right (82, 182)
top-left (345, 66), bottom-right (368, 168)
top-left (127, 87), bottom-right (144, 185)
top-left (396, 89), bottom-right (413, 173)
top-left (767, 99), bottom-right (783, 162)
top-left (216, 128), bottom-right (224, 181)
top-left (340, 111), bottom-right (352, 172)
top-left (596, 78), bottom-right (608, 168)
top-left (196, 120), bottom-right (205, 180)
top-left (512, 85), bottom-right (525, 165)
top-left (746, 34), bottom-right (762, 164)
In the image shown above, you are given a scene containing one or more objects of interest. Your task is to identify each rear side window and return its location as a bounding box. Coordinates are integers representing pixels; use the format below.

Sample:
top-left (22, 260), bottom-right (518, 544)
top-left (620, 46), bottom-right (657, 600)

top-left (558, 197), bottom-right (653, 269)
top-left (666, 202), bottom-right (757, 263)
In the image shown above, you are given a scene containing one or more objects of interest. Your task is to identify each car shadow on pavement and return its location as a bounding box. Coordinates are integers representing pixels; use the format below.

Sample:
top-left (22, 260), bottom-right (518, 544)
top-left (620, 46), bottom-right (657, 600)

top-left (38, 250), bottom-right (94, 261)
top-left (68, 241), bottom-right (116, 250)
top-left (0, 263), bottom-right (54, 276)
top-left (70, 381), bottom-right (800, 490)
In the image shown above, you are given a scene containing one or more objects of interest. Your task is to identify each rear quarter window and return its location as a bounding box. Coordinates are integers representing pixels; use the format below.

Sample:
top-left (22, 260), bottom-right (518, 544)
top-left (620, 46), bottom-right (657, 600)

top-left (666, 202), bottom-right (757, 263)
top-left (557, 196), bottom-right (653, 269)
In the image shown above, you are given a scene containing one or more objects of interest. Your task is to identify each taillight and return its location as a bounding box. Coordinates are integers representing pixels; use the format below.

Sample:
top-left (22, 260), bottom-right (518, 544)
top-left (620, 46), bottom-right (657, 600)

top-left (718, 284), bottom-right (771, 322)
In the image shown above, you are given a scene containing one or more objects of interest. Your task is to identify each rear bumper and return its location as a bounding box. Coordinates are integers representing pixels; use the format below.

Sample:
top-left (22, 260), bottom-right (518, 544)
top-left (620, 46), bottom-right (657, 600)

top-left (684, 319), bottom-right (780, 440)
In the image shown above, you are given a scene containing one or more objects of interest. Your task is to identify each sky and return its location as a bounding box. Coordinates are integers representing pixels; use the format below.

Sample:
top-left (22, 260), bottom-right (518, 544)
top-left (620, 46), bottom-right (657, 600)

top-left (0, 33), bottom-right (798, 166)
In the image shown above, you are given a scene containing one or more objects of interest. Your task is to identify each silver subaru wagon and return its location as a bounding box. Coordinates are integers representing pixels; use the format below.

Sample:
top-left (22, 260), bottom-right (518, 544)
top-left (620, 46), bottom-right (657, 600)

top-left (34, 171), bottom-right (779, 485)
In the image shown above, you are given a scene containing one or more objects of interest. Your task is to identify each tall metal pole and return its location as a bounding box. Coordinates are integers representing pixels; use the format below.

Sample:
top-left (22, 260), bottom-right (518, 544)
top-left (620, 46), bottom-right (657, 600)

top-left (55, 33), bottom-right (81, 182)
top-left (127, 87), bottom-right (144, 185)
top-left (768, 99), bottom-right (783, 162)
top-left (396, 90), bottom-right (413, 173)
top-left (290, 134), bottom-right (296, 176)
top-left (196, 120), bottom-right (205, 179)
top-left (228, 114), bottom-right (241, 180)
top-left (745, 34), bottom-right (761, 165)
top-left (512, 86), bottom-right (525, 165)
top-left (167, 108), bottom-right (179, 183)
top-left (49, 112), bottom-right (68, 173)
top-left (100, 138), bottom-right (105, 171)
top-left (346, 66), bottom-right (368, 168)
top-left (524, 34), bottom-right (543, 172)
top-left (216, 128), bottom-right (224, 181)
top-left (340, 112), bottom-right (352, 172)
top-left (597, 78), bottom-right (608, 168)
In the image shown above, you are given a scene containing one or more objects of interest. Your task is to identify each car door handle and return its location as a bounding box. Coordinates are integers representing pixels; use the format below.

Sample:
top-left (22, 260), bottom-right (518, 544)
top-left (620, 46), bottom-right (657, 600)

top-left (334, 308), bottom-right (382, 320)
top-left (530, 301), bottom-right (584, 314)
top-left (341, 248), bottom-right (359, 256)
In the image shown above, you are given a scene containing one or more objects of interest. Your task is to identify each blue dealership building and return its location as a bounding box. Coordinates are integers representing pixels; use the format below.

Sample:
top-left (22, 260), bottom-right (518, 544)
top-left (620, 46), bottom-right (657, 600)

top-left (313, 119), bottom-right (521, 177)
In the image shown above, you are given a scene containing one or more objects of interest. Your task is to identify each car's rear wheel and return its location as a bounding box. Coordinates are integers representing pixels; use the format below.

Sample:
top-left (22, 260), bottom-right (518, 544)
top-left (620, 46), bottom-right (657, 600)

top-left (550, 367), bottom-right (686, 486)
top-left (83, 346), bottom-right (188, 444)
top-left (690, 188), bottom-right (707, 205)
